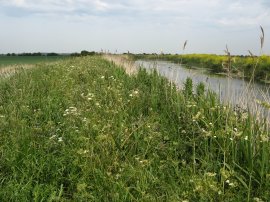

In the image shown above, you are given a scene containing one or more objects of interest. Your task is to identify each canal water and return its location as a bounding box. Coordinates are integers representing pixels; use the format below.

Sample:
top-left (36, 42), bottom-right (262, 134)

top-left (136, 60), bottom-right (270, 120)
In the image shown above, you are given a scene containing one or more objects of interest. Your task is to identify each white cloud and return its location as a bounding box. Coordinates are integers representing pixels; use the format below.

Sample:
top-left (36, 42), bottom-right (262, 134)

top-left (0, 0), bottom-right (269, 54)
top-left (0, 0), bottom-right (268, 25)
top-left (12, 0), bottom-right (25, 6)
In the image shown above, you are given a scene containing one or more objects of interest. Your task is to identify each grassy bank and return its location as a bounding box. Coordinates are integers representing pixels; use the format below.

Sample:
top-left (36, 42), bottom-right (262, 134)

top-left (133, 54), bottom-right (270, 83)
top-left (0, 56), bottom-right (269, 201)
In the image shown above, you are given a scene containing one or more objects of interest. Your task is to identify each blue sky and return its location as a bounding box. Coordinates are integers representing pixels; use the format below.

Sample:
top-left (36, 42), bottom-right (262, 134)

top-left (0, 0), bottom-right (270, 55)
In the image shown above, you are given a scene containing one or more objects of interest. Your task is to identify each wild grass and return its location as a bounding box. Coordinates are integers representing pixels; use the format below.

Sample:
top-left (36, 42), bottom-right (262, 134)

top-left (0, 56), bottom-right (269, 201)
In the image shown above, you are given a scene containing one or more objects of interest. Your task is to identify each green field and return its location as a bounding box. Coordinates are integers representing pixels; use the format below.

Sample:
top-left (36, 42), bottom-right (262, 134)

top-left (0, 56), bottom-right (68, 67)
top-left (0, 56), bottom-right (269, 201)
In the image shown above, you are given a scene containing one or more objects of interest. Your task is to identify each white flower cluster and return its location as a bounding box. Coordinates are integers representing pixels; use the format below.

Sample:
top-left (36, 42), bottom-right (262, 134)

top-left (63, 107), bottom-right (79, 116)
top-left (129, 89), bottom-right (139, 97)
top-left (49, 135), bottom-right (63, 143)
top-left (81, 92), bottom-right (95, 101)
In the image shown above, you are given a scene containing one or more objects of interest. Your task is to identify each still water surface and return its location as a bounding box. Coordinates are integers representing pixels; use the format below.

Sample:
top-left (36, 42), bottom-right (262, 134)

top-left (136, 60), bottom-right (270, 119)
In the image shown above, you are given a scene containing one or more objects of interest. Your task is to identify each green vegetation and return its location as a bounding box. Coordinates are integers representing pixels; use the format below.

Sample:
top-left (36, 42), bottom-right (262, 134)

top-left (0, 56), bottom-right (68, 67)
top-left (133, 54), bottom-right (270, 83)
top-left (0, 56), bottom-right (269, 201)
top-left (0, 50), bottom-right (100, 67)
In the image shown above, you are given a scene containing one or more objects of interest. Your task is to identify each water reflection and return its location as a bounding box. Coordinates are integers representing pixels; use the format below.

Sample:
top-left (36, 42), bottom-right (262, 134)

top-left (136, 60), bottom-right (270, 120)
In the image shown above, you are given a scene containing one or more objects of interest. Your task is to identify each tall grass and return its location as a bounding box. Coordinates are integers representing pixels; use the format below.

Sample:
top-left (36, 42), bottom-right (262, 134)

top-left (0, 56), bottom-right (269, 201)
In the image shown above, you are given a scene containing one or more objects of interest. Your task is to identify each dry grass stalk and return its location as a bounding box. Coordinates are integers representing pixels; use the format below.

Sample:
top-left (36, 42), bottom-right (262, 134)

top-left (0, 64), bottom-right (35, 78)
top-left (103, 54), bottom-right (138, 75)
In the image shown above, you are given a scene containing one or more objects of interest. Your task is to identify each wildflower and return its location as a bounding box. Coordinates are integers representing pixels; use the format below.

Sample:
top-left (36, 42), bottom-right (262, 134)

top-left (63, 107), bottom-right (78, 116)
top-left (58, 137), bottom-right (63, 142)
top-left (77, 149), bottom-right (89, 155)
top-left (0, 115), bottom-right (4, 118)
top-left (129, 94), bottom-right (133, 97)
top-left (139, 159), bottom-right (149, 166)
top-left (115, 174), bottom-right (120, 180)
top-left (260, 135), bottom-right (269, 142)
top-left (241, 113), bottom-right (248, 119)
top-left (233, 128), bottom-right (238, 132)
top-left (101, 76), bottom-right (105, 79)
top-left (88, 93), bottom-right (94, 97)
top-left (182, 159), bottom-right (187, 166)
top-left (205, 172), bottom-right (217, 177)
top-left (95, 102), bottom-right (100, 107)
top-left (244, 136), bottom-right (248, 141)
top-left (49, 135), bottom-right (57, 140)
top-left (193, 111), bottom-right (201, 120)
top-left (254, 197), bottom-right (264, 202)
top-left (228, 182), bottom-right (236, 187)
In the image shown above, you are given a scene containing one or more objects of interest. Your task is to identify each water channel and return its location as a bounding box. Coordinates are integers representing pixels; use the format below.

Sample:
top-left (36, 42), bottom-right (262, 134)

top-left (136, 60), bottom-right (270, 120)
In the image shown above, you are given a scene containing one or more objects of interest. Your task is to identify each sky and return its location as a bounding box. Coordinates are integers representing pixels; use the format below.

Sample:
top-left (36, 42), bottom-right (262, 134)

top-left (0, 0), bottom-right (270, 55)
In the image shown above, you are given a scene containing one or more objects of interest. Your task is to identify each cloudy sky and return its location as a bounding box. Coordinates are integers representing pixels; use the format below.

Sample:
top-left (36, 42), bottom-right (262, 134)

top-left (0, 0), bottom-right (270, 55)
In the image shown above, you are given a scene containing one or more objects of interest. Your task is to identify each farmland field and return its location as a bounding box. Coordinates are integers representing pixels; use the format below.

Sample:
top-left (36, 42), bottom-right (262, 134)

top-left (0, 55), bottom-right (269, 201)
top-left (0, 56), bottom-right (68, 67)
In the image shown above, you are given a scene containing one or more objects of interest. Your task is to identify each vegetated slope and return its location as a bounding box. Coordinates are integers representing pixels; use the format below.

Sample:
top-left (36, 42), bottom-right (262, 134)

top-left (0, 56), bottom-right (269, 201)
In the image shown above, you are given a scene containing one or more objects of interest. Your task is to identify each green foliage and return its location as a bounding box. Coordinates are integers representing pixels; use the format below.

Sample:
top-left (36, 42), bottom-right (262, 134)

top-left (184, 77), bottom-right (193, 98)
top-left (0, 56), bottom-right (269, 201)
top-left (196, 82), bottom-right (205, 97)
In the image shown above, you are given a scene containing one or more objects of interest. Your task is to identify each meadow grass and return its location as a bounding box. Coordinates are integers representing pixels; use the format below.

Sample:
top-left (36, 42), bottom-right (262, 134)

top-left (0, 56), bottom-right (269, 201)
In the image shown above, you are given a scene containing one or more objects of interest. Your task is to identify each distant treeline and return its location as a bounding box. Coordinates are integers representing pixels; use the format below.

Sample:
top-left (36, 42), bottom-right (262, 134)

top-left (70, 50), bottom-right (100, 57)
top-left (2, 52), bottom-right (60, 56)
top-left (1, 50), bottom-right (100, 57)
